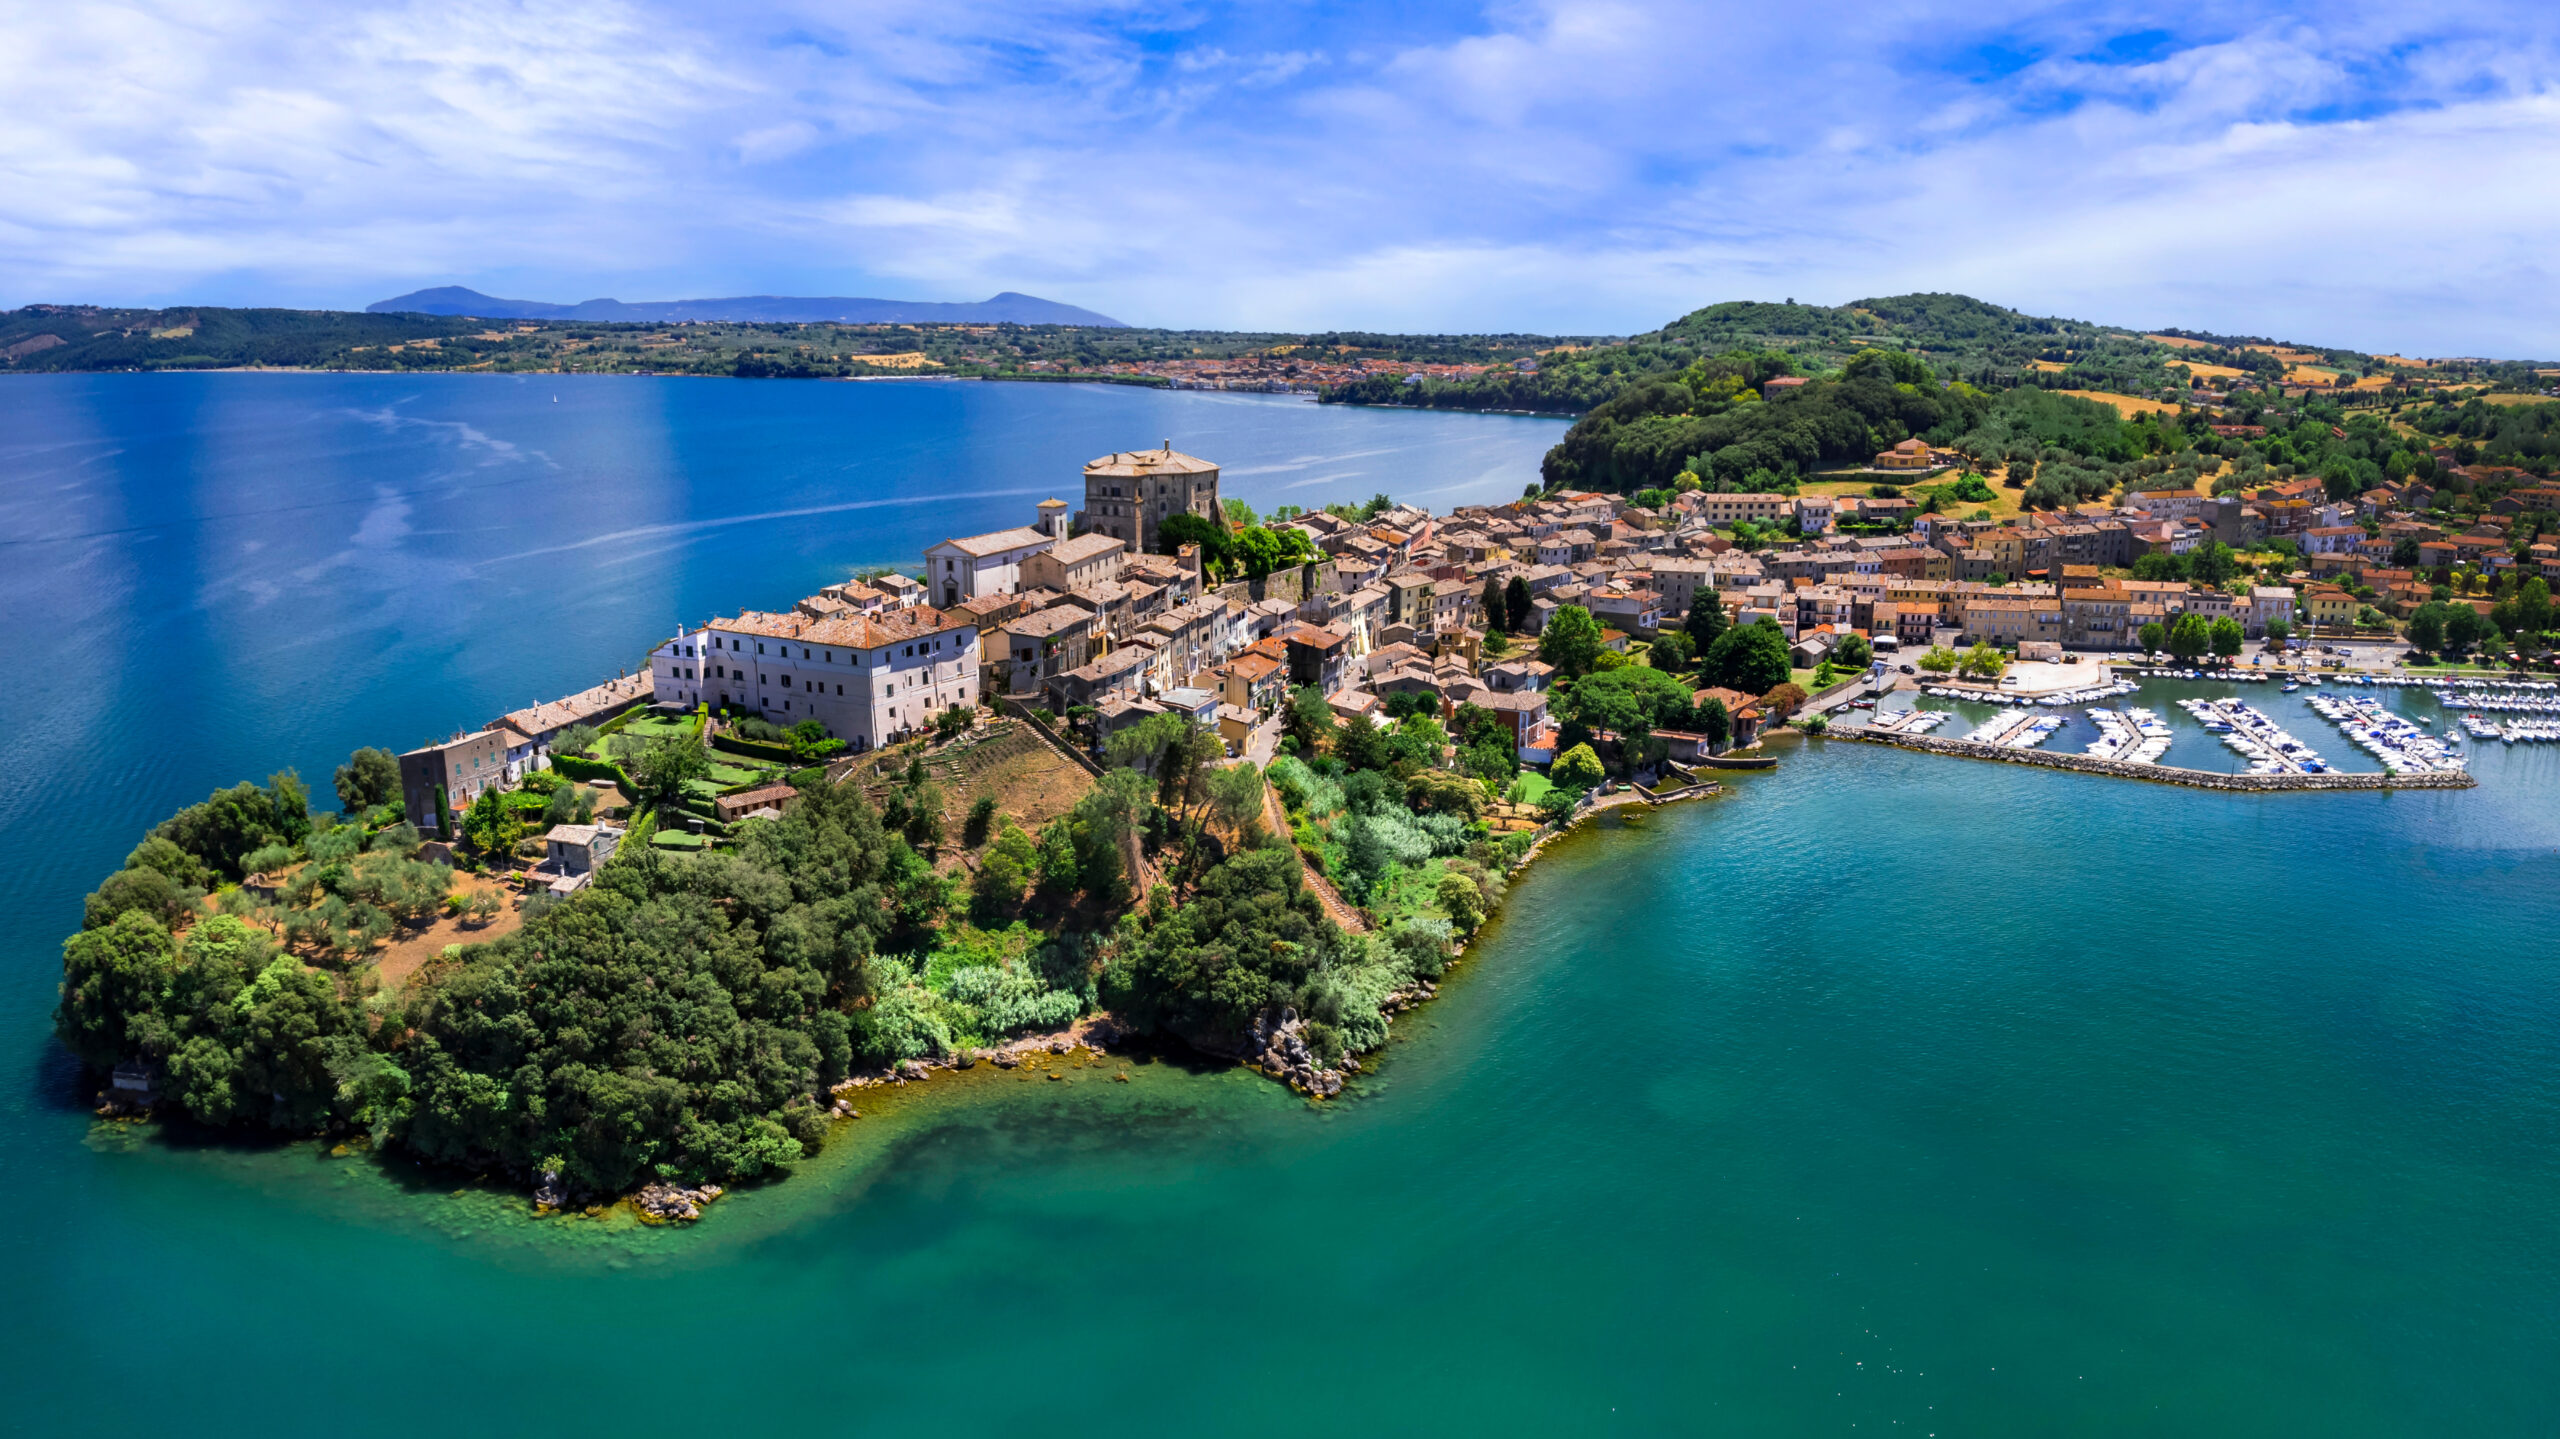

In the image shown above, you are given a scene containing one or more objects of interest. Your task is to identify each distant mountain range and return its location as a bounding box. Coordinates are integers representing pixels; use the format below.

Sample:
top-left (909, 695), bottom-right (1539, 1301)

top-left (364, 286), bottom-right (1126, 327)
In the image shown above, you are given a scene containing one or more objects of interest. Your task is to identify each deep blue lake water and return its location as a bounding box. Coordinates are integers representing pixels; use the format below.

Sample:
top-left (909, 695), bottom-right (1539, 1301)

top-left (2, 375), bottom-right (2554, 1435)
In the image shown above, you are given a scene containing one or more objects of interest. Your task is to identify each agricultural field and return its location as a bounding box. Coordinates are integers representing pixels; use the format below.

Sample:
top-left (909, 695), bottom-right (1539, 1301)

top-left (2167, 361), bottom-right (2250, 382)
top-left (2057, 388), bottom-right (2182, 417)
top-left (846, 718), bottom-right (1099, 863)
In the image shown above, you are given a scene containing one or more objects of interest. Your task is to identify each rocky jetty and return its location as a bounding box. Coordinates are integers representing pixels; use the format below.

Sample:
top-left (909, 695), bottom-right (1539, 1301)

top-left (1246, 1007), bottom-right (1346, 1097)
top-left (1840, 730), bottom-right (2478, 791)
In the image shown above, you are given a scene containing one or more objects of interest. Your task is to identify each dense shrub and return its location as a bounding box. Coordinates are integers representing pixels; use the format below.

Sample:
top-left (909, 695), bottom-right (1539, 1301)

top-left (61, 776), bottom-right (954, 1195)
top-left (149, 774), bottom-right (313, 881)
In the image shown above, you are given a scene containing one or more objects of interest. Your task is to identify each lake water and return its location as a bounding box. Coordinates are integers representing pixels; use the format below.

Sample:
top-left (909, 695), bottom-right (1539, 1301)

top-left (4, 377), bottom-right (2555, 1435)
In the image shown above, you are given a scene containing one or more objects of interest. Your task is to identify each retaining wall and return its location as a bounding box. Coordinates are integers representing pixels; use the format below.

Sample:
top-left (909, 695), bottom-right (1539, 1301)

top-left (1838, 730), bottom-right (2477, 791)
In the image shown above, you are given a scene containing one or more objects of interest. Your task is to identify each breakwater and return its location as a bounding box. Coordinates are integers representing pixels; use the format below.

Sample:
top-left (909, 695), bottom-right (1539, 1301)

top-left (1838, 729), bottom-right (2478, 790)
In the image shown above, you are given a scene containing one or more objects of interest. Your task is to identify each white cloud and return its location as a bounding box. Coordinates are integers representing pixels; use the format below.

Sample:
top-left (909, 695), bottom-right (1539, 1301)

top-left (1, 0), bottom-right (2557, 354)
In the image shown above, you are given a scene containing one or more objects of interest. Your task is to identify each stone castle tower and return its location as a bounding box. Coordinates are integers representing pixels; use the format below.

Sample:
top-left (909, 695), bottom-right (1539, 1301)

top-left (1076, 441), bottom-right (1220, 553)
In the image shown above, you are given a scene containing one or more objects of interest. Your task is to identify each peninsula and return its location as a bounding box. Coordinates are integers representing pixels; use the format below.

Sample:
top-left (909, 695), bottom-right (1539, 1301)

top-left (55, 307), bottom-right (2559, 1220)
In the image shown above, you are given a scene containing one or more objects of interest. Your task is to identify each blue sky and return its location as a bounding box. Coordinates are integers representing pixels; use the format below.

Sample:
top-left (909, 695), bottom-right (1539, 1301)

top-left (5, 0), bottom-right (2559, 355)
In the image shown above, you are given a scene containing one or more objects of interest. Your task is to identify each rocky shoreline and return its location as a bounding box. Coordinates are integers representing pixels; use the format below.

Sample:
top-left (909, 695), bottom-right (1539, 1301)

top-left (1837, 729), bottom-right (2478, 790)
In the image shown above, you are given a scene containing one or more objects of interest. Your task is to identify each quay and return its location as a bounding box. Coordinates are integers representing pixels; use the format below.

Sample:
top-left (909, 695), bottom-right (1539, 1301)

top-left (1839, 728), bottom-right (2477, 791)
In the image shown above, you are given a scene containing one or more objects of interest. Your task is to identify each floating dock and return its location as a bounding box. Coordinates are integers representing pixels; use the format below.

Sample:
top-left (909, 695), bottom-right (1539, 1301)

top-left (1838, 730), bottom-right (2476, 790)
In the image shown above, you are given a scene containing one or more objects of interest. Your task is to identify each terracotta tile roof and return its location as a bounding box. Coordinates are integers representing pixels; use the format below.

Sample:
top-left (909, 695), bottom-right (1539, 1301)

top-left (930, 526), bottom-right (1051, 558)
top-left (490, 672), bottom-right (653, 739)
top-left (1045, 533), bottom-right (1127, 564)
top-left (1085, 447), bottom-right (1218, 477)
top-left (710, 605), bottom-right (973, 648)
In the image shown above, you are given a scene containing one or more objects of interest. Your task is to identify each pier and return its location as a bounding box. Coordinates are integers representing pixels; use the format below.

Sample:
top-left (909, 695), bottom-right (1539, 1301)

top-left (1839, 729), bottom-right (2477, 790)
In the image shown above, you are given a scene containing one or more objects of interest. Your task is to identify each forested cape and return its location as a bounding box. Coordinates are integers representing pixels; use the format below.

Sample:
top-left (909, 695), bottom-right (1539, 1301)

top-left (55, 759), bottom-right (1448, 1198)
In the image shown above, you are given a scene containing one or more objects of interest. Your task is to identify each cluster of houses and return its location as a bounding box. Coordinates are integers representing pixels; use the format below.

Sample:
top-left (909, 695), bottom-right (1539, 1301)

top-left (2129, 458), bottom-right (2560, 627)
top-left (395, 671), bottom-right (655, 835)
top-left (399, 441), bottom-right (2560, 848)
top-left (393, 672), bottom-right (650, 886)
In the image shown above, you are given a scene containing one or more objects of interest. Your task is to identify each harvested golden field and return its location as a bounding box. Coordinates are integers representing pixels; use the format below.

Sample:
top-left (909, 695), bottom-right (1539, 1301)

top-left (2478, 393), bottom-right (2560, 407)
top-left (2027, 360), bottom-right (2067, 373)
top-left (2059, 389), bottom-right (2181, 417)
top-left (2170, 361), bottom-right (2249, 381)
top-left (2147, 334), bottom-right (2217, 350)
top-left (2284, 365), bottom-right (2341, 386)
top-left (2247, 344), bottom-right (2327, 364)
top-left (2376, 354), bottom-right (2433, 369)
top-left (850, 351), bottom-right (941, 370)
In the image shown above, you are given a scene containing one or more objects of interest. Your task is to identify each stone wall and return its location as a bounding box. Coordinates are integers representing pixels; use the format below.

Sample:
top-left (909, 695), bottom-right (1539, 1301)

top-left (1213, 559), bottom-right (1340, 611)
top-left (1838, 729), bottom-right (2478, 791)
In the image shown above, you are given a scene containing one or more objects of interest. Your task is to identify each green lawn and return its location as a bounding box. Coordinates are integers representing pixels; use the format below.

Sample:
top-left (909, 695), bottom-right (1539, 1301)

top-left (1508, 772), bottom-right (1554, 805)
top-left (618, 715), bottom-right (697, 742)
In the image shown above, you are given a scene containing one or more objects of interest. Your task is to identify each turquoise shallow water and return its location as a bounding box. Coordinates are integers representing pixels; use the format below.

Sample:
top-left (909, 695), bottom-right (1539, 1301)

top-left (4, 378), bottom-right (2556, 1434)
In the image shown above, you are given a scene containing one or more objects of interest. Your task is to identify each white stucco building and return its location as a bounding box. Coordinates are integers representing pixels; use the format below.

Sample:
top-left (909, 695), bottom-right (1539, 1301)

top-left (922, 500), bottom-right (1075, 609)
top-left (690, 605), bottom-right (981, 752)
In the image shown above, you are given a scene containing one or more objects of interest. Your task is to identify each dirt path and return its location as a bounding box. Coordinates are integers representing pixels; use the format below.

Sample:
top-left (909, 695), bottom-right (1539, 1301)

top-left (1262, 779), bottom-right (1368, 934)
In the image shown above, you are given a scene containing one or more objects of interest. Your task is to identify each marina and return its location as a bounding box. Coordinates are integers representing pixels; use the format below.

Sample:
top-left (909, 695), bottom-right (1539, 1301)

top-left (1861, 706), bottom-right (1953, 735)
top-left (2429, 682), bottom-right (2560, 715)
top-left (1966, 707), bottom-right (2066, 750)
top-left (2304, 694), bottom-right (2468, 774)
top-left (2176, 697), bottom-right (2330, 773)
top-left (2084, 706), bottom-right (2172, 765)
top-left (1865, 659), bottom-right (2560, 789)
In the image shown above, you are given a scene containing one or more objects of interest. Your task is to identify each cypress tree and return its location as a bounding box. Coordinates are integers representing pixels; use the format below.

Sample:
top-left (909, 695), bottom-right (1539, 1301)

top-left (1684, 593), bottom-right (1729, 653)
